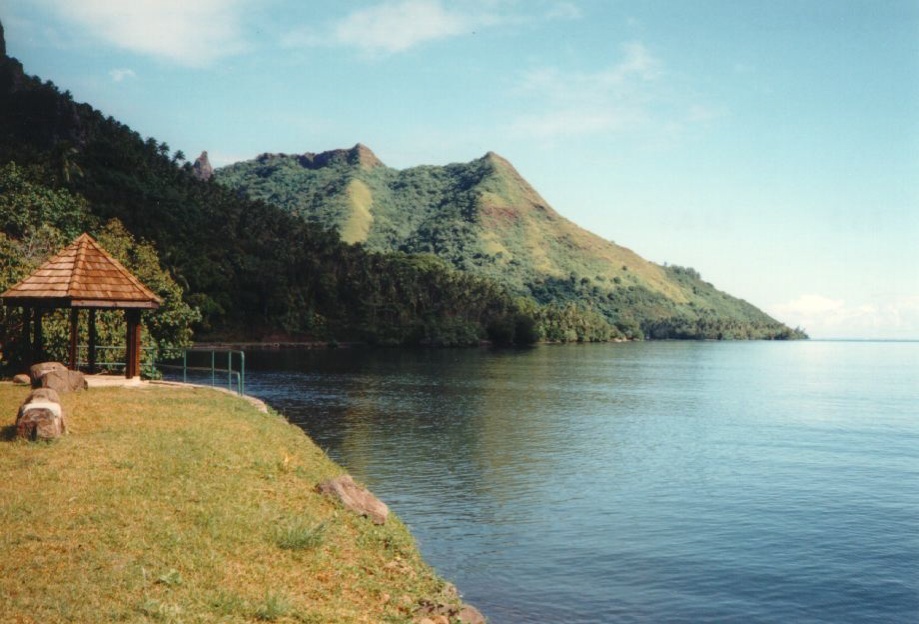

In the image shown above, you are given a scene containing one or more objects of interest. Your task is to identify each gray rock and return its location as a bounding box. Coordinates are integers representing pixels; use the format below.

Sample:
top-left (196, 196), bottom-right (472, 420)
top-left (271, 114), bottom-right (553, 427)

top-left (12, 374), bottom-right (30, 385)
top-left (16, 404), bottom-right (64, 440)
top-left (40, 369), bottom-right (86, 394)
top-left (192, 151), bottom-right (213, 181)
top-left (416, 601), bottom-right (487, 624)
top-left (27, 388), bottom-right (61, 404)
top-left (29, 361), bottom-right (67, 386)
top-left (317, 474), bottom-right (389, 525)
top-left (17, 398), bottom-right (67, 435)
top-left (457, 604), bottom-right (487, 624)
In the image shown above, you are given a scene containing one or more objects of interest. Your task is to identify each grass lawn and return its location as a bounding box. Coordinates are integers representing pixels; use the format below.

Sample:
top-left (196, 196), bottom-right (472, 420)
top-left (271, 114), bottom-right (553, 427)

top-left (0, 383), bottom-right (460, 623)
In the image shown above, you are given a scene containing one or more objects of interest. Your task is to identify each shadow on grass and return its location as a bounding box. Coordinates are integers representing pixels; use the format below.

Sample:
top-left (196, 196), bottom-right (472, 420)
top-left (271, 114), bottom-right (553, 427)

top-left (1, 424), bottom-right (19, 441)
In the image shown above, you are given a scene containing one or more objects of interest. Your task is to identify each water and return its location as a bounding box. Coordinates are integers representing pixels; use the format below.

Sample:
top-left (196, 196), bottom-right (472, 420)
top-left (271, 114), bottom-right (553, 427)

top-left (241, 341), bottom-right (919, 623)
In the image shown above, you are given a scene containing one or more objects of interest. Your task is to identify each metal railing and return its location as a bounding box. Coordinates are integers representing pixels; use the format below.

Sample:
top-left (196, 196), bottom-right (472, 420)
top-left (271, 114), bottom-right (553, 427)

top-left (76, 345), bottom-right (157, 374)
top-left (75, 345), bottom-right (246, 396)
top-left (160, 348), bottom-right (246, 396)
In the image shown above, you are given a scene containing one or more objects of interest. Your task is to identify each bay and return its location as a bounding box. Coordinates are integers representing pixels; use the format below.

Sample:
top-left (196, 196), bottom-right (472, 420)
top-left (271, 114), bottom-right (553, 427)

top-left (240, 341), bottom-right (919, 623)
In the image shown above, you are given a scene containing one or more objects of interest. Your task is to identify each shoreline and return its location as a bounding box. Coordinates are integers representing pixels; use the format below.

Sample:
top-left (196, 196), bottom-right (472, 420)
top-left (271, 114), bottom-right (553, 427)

top-left (0, 379), bottom-right (485, 623)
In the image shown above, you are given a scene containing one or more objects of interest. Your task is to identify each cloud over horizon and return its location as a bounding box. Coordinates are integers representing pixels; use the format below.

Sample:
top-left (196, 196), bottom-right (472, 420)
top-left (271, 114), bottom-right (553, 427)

top-left (769, 294), bottom-right (919, 340)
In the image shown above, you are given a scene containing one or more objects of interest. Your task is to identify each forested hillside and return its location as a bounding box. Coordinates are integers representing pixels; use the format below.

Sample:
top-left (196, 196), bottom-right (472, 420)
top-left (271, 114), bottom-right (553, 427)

top-left (0, 17), bottom-right (803, 361)
top-left (0, 25), bottom-right (544, 361)
top-left (218, 147), bottom-right (806, 340)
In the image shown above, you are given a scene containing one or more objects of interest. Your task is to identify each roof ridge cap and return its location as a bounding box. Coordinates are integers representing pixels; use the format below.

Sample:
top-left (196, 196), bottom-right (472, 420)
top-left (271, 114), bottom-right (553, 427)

top-left (70, 235), bottom-right (89, 297)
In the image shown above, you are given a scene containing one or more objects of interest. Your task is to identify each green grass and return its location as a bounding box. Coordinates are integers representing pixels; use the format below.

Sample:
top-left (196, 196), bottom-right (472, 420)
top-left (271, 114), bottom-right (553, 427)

top-left (0, 383), bottom-right (461, 623)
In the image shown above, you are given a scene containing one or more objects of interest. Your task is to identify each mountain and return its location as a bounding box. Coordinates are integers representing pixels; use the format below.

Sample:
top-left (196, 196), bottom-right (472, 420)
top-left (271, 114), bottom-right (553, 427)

top-left (217, 146), bottom-right (805, 340)
top-left (0, 21), bottom-right (535, 348)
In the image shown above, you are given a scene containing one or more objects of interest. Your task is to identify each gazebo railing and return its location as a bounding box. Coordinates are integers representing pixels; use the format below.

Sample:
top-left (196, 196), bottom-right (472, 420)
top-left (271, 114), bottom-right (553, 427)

top-left (157, 348), bottom-right (246, 396)
top-left (72, 345), bottom-right (246, 396)
top-left (75, 345), bottom-right (157, 376)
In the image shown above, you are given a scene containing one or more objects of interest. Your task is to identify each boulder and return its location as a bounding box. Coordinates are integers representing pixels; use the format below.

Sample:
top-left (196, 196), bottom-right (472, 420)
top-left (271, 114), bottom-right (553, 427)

top-left (317, 475), bottom-right (389, 525)
top-left (40, 369), bottom-right (86, 393)
top-left (457, 604), bottom-right (487, 624)
top-left (29, 361), bottom-right (67, 386)
top-left (17, 398), bottom-right (67, 434)
top-left (416, 601), bottom-right (487, 624)
top-left (192, 151), bottom-right (213, 181)
top-left (27, 388), bottom-right (61, 404)
top-left (16, 403), bottom-right (65, 441)
top-left (12, 373), bottom-right (30, 385)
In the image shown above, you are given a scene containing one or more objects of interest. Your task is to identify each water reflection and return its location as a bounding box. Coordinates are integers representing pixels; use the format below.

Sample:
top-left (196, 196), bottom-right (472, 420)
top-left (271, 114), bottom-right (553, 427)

top-left (242, 342), bottom-right (919, 624)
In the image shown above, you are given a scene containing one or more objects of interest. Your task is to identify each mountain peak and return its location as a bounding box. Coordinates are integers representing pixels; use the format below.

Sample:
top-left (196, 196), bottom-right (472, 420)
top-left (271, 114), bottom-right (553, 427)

top-left (290, 144), bottom-right (385, 171)
top-left (192, 151), bottom-right (213, 181)
top-left (1, 19), bottom-right (6, 57)
top-left (351, 143), bottom-right (383, 169)
top-left (480, 151), bottom-right (523, 178)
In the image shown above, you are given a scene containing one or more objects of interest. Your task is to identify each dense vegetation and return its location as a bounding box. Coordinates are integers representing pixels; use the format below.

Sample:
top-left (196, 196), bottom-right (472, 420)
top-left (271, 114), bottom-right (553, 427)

top-left (0, 21), bottom-right (804, 366)
top-left (219, 148), bottom-right (807, 341)
top-left (0, 37), bottom-right (556, 370)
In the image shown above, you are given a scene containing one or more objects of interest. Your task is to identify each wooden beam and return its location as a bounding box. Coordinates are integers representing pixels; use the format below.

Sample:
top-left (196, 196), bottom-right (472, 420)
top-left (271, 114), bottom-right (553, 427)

top-left (21, 307), bottom-right (31, 366)
top-left (88, 309), bottom-right (97, 374)
top-left (125, 309), bottom-right (142, 379)
top-left (69, 308), bottom-right (79, 370)
top-left (33, 308), bottom-right (44, 363)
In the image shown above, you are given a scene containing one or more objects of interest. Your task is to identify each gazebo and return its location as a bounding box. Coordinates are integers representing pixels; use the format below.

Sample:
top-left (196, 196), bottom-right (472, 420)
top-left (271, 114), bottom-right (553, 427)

top-left (1, 233), bottom-right (162, 379)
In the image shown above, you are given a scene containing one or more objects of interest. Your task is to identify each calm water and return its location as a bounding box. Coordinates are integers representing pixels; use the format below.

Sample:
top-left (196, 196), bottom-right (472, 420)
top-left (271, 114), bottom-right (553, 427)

top-left (241, 341), bottom-right (919, 623)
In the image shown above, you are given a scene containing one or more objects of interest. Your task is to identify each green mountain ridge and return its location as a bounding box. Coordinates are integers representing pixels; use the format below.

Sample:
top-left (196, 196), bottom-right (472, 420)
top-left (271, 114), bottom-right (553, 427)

top-left (0, 25), bottom-right (546, 351)
top-left (218, 145), bottom-right (805, 340)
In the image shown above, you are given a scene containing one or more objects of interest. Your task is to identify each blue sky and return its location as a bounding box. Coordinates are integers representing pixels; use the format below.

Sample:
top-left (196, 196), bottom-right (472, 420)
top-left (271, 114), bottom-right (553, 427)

top-left (3, 0), bottom-right (918, 338)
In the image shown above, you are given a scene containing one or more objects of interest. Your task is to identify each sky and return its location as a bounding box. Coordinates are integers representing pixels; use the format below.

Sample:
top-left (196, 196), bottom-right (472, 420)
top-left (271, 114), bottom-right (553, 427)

top-left (2, 0), bottom-right (917, 339)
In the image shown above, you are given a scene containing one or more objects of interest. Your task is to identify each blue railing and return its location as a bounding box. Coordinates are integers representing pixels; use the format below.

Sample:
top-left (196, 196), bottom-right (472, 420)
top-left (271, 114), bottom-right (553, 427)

top-left (76, 345), bottom-right (156, 374)
top-left (165, 348), bottom-right (246, 396)
top-left (75, 345), bottom-right (246, 396)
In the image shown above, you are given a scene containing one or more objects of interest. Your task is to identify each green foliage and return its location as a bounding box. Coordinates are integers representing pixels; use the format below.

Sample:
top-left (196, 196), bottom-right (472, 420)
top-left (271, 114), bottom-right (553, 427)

top-left (94, 220), bottom-right (200, 359)
top-left (274, 518), bottom-right (328, 551)
top-left (217, 149), bottom-right (807, 342)
top-left (0, 50), bottom-right (805, 345)
top-left (0, 161), bottom-right (199, 369)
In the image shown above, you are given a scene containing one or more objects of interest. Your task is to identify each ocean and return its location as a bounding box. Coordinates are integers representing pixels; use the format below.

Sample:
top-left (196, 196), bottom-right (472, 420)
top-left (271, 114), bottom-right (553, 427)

top-left (241, 341), bottom-right (919, 623)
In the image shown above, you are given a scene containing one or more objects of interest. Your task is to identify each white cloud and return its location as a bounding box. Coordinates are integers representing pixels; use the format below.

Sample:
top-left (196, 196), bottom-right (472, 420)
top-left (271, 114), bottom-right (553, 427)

top-left (285, 0), bottom-right (493, 55)
top-left (769, 294), bottom-right (919, 339)
top-left (511, 42), bottom-right (664, 139)
top-left (546, 2), bottom-right (582, 20)
top-left (108, 68), bottom-right (136, 82)
top-left (40, 0), bottom-right (250, 67)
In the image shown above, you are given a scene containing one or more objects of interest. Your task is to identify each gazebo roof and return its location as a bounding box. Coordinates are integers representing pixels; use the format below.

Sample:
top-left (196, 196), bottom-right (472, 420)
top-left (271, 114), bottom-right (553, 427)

top-left (1, 233), bottom-right (162, 309)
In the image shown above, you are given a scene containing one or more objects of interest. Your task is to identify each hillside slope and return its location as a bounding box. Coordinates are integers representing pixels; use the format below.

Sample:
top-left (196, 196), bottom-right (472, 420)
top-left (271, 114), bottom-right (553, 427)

top-left (218, 146), bottom-right (805, 340)
top-left (0, 383), bottom-right (467, 622)
top-left (0, 24), bottom-right (538, 348)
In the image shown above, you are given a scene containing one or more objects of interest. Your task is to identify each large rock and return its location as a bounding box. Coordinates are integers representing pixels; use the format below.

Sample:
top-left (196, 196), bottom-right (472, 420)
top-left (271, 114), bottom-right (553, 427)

top-left (192, 151), bottom-right (213, 181)
top-left (317, 474), bottom-right (389, 525)
top-left (16, 402), bottom-right (65, 440)
top-left (26, 388), bottom-right (61, 404)
top-left (416, 601), bottom-right (487, 624)
top-left (40, 369), bottom-right (86, 393)
top-left (457, 604), bottom-right (487, 624)
top-left (29, 361), bottom-right (67, 386)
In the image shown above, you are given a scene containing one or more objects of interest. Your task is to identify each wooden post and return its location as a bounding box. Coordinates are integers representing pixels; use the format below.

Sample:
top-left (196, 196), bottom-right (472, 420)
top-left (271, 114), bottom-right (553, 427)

top-left (125, 309), bottom-right (142, 379)
top-left (69, 308), bottom-right (79, 370)
top-left (88, 309), bottom-right (97, 374)
top-left (21, 306), bottom-right (32, 366)
top-left (33, 308), bottom-right (44, 362)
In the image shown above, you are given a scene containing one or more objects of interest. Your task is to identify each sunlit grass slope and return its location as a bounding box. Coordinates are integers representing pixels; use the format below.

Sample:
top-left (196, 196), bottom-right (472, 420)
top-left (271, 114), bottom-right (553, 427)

top-left (216, 146), bottom-right (806, 339)
top-left (0, 384), bottom-right (459, 623)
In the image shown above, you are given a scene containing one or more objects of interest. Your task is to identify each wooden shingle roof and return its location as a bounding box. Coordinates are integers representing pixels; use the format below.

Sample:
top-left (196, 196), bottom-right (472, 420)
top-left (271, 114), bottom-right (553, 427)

top-left (1, 233), bottom-right (162, 309)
